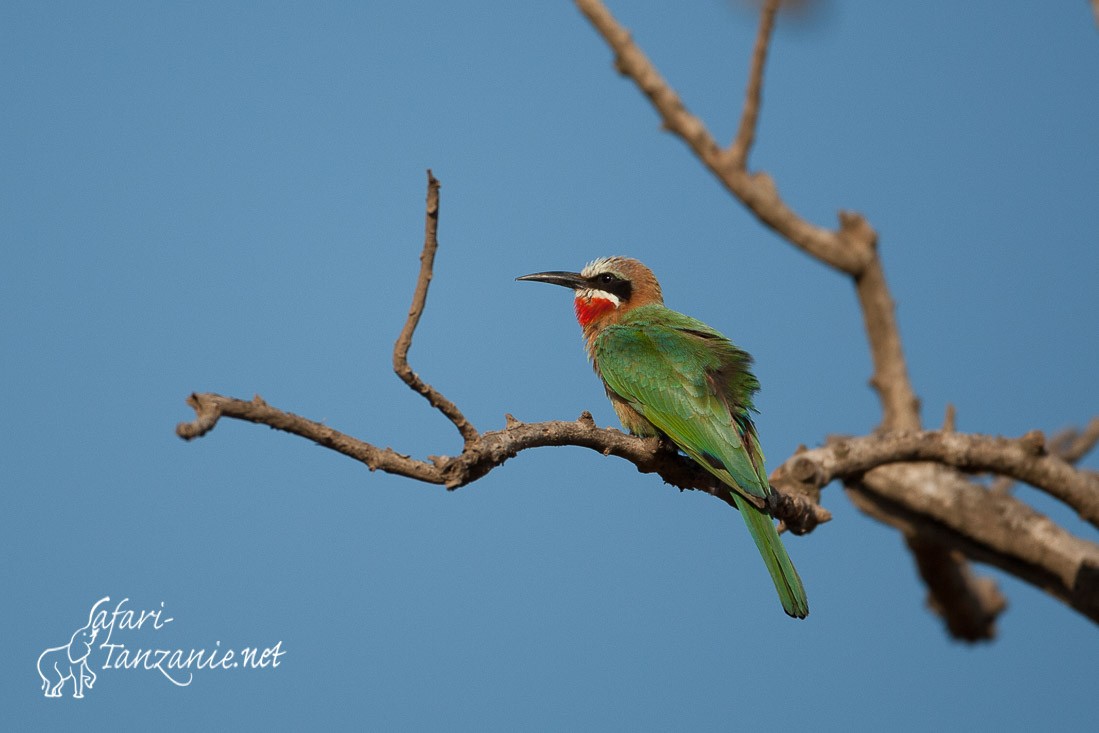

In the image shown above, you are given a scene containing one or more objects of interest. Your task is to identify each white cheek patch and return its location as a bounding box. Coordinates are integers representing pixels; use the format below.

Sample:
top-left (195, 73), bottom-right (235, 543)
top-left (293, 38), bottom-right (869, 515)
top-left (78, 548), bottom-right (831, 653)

top-left (575, 288), bottom-right (620, 308)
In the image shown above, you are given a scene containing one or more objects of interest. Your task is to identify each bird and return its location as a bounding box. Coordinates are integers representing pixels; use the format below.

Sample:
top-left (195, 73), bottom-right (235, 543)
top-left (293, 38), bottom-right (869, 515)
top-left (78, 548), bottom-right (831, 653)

top-left (517, 256), bottom-right (808, 618)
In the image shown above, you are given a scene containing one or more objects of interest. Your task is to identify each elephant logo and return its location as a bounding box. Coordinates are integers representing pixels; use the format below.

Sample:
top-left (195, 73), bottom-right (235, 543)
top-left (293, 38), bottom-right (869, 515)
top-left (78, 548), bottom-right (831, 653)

top-left (37, 609), bottom-right (99, 699)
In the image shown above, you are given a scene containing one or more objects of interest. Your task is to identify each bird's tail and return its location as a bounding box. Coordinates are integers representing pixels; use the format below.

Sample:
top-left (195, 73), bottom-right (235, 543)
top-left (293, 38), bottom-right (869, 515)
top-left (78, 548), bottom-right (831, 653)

top-left (732, 493), bottom-right (809, 619)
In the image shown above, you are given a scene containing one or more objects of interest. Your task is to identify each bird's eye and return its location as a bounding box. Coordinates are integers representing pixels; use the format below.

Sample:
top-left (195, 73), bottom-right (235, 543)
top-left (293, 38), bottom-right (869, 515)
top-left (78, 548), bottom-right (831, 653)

top-left (599, 273), bottom-right (615, 284)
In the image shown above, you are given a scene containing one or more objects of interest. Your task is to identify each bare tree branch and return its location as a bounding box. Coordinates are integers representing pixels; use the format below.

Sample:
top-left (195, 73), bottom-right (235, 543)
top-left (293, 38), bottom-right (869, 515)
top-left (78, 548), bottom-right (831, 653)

top-left (176, 392), bottom-right (832, 533)
top-left (176, 392), bottom-right (442, 483)
top-left (773, 429), bottom-right (1099, 528)
top-left (392, 171), bottom-right (479, 447)
top-left (771, 428), bottom-right (1099, 634)
top-left (845, 465), bottom-right (1099, 631)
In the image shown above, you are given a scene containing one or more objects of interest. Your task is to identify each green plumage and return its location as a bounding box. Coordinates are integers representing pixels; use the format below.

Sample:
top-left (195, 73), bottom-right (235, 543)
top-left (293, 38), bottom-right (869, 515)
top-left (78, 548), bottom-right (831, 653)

top-left (593, 303), bottom-right (808, 618)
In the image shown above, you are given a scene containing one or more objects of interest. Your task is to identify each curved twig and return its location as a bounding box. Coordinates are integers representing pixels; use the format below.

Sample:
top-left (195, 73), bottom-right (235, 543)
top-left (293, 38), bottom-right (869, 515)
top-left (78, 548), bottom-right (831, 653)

top-left (392, 171), bottom-right (479, 446)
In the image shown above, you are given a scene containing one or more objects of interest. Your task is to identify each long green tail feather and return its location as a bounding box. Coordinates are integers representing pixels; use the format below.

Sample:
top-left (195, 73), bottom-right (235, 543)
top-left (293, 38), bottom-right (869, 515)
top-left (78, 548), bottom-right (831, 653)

top-left (731, 492), bottom-right (809, 619)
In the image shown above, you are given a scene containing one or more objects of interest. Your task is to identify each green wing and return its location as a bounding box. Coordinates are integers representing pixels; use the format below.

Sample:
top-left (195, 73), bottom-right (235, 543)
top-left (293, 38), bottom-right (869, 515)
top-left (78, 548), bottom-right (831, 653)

top-left (593, 304), bottom-right (768, 505)
top-left (594, 304), bottom-right (809, 618)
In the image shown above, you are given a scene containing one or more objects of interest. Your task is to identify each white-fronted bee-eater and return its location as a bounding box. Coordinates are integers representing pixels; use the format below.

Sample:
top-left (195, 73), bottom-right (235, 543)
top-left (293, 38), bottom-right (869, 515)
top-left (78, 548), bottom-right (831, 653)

top-left (518, 256), bottom-right (808, 618)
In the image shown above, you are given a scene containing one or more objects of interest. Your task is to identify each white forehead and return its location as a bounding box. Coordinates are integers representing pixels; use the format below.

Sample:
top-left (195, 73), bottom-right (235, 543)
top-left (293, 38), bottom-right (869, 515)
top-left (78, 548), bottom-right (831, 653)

top-left (580, 257), bottom-right (621, 278)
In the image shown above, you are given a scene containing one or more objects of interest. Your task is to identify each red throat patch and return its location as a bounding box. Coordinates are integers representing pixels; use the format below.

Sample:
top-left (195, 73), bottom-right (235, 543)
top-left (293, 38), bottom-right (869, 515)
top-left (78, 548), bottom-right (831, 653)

top-left (574, 295), bottom-right (617, 328)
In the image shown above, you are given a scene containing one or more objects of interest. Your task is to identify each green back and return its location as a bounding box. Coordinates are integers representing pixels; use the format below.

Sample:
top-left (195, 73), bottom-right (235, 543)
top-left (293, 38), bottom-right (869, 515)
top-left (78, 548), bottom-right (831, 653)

top-left (593, 304), bottom-right (769, 502)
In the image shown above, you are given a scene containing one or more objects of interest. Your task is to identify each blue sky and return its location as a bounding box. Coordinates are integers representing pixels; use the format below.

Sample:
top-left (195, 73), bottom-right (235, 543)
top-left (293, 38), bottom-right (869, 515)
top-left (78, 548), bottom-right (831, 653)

top-left (3, 2), bottom-right (1097, 730)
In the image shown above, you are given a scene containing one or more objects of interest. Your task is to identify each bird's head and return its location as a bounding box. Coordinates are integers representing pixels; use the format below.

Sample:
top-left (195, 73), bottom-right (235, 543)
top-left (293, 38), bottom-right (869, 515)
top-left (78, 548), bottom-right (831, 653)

top-left (517, 256), bottom-right (663, 330)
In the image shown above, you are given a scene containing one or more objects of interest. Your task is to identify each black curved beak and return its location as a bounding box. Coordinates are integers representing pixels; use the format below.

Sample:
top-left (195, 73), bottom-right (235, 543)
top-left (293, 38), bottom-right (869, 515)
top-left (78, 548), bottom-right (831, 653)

top-left (515, 271), bottom-right (586, 290)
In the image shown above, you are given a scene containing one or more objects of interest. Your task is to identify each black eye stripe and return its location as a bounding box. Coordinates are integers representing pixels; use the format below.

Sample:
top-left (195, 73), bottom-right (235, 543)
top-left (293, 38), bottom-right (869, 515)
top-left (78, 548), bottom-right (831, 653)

top-left (587, 272), bottom-right (632, 301)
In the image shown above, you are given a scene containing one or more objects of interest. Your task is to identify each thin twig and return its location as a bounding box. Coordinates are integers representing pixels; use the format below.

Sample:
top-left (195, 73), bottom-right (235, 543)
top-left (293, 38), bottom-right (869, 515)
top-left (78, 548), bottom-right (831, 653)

top-left (942, 403), bottom-right (957, 432)
top-left (1056, 417), bottom-right (1099, 463)
top-left (728, 0), bottom-right (781, 168)
top-left (392, 171), bottom-right (479, 446)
